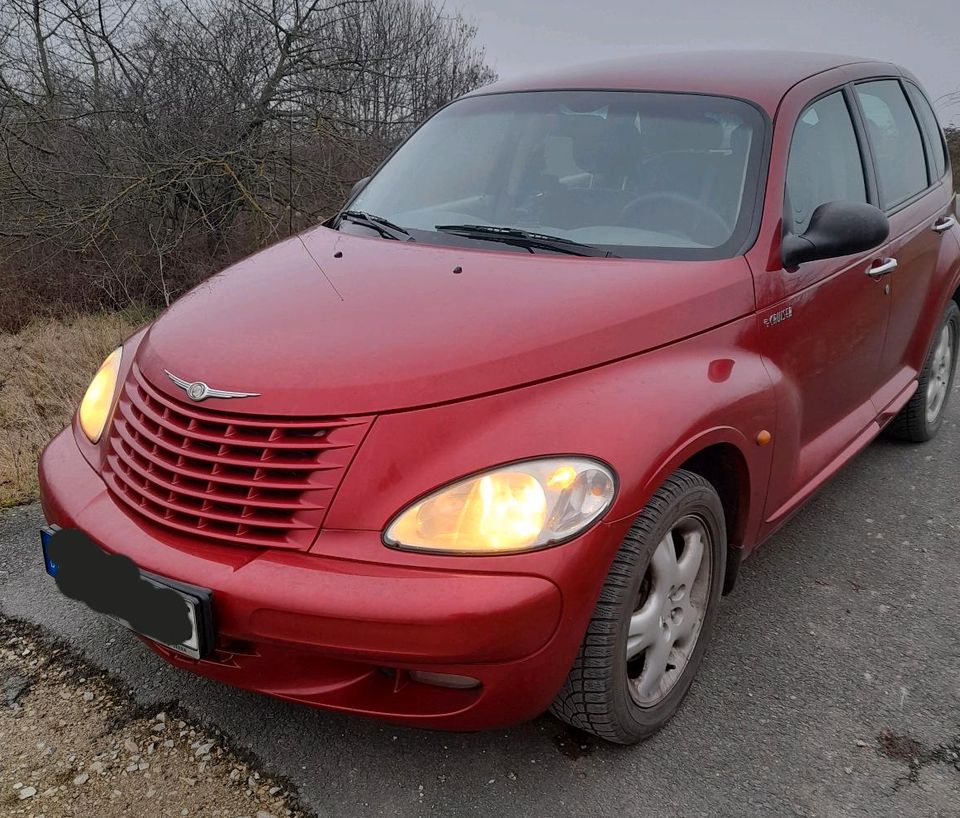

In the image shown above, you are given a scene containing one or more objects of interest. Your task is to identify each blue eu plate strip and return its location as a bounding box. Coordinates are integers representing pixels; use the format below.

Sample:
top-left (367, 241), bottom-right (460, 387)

top-left (40, 525), bottom-right (60, 577)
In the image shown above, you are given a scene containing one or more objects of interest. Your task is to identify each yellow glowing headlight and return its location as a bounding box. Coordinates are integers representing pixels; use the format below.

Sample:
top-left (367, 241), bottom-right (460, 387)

top-left (78, 348), bottom-right (122, 443)
top-left (385, 457), bottom-right (616, 554)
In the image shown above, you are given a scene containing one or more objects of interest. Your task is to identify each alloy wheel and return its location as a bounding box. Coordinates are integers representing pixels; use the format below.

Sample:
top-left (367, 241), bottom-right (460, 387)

top-left (626, 515), bottom-right (712, 707)
top-left (926, 322), bottom-right (955, 425)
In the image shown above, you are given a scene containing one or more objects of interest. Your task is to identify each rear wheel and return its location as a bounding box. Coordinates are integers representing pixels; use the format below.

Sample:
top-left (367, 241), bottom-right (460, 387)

top-left (551, 470), bottom-right (725, 744)
top-left (886, 301), bottom-right (959, 442)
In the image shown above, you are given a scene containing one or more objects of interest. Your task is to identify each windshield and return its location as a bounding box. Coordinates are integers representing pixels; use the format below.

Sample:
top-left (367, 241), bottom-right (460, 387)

top-left (345, 90), bottom-right (767, 259)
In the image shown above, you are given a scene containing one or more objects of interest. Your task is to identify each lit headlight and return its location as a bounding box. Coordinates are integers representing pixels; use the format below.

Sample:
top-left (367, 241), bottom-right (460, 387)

top-left (78, 348), bottom-right (122, 443)
top-left (385, 457), bottom-right (616, 554)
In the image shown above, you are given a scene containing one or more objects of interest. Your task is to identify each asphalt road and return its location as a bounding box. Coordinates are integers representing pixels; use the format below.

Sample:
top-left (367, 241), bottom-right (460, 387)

top-left (1, 392), bottom-right (958, 818)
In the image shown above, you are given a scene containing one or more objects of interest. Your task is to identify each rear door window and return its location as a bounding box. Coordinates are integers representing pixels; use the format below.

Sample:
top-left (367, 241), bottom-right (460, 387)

top-left (785, 91), bottom-right (867, 233)
top-left (855, 80), bottom-right (929, 209)
top-left (904, 83), bottom-right (948, 182)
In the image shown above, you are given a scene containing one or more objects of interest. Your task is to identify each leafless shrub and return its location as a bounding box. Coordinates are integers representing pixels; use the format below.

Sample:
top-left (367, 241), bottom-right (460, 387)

top-left (0, 0), bottom-right (495, 329)
top-left (946, 126), bottom-right (959, 191)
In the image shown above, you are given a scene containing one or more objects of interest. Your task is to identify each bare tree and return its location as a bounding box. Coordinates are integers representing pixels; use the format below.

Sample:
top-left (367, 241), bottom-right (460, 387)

top-left (0, 0), bottom-right (495, 327)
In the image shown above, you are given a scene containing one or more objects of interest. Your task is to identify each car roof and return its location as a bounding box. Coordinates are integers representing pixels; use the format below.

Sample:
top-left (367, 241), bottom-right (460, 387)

top-left (468, 50), bottom-right (901, 115)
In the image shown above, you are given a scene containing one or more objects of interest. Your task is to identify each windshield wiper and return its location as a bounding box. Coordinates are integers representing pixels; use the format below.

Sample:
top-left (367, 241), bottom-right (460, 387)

top-left (434, 224), bottom-right (617, 258)
top-left (339, 210), bottom-right (414, 241)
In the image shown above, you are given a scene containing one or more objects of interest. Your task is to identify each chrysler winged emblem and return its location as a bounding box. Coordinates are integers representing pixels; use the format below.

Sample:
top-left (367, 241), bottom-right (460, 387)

top-left (164, 370), bottom-right (260, 402)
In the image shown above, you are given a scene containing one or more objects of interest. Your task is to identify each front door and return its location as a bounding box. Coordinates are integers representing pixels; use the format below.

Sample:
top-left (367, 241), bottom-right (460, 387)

top-left (755, 87), bottom-right (892, 524)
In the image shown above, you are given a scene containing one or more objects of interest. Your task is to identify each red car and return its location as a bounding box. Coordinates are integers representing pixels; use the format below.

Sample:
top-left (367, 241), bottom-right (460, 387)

top-left (39, 51), bottom-right (959, 744)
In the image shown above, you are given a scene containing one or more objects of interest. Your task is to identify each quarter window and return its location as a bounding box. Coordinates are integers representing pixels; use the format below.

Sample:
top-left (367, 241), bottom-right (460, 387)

top-left (855, 80), bottom-right (929, 208)
top-left (905, 83), bottom-right (948, 181)
top-left (785, 92), bottom-right (867, 233)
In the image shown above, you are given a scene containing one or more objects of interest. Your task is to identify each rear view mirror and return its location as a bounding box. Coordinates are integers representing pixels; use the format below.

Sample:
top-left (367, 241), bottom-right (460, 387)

top-left (349, 176), bottom-right (371, 200)
top-left (782, 201), bottom-right (889, 268)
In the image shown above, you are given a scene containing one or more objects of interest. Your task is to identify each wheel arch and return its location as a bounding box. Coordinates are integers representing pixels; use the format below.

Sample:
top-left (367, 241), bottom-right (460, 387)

top-left (610, 428), bottom-right (763, 596)
top-left (678, 442), bottom-right (752, 595)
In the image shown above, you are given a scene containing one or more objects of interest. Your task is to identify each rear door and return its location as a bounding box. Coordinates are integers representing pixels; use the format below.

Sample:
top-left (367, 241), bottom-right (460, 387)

top-left (853, 78), bottom-right (958, 412)
top-left (754, 85), bottom-right (893, 525)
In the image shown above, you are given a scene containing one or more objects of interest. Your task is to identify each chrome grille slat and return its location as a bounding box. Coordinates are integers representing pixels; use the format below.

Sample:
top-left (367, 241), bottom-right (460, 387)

top-left (103, 364), bottom-right (372, 549)
top-left (124, 388), bottom-right (349, 450)
top-left (105, 450), bottom-right (322, 512)
top-left (112, 421), bottom-right (327, 489)
top-left (133, 367), bottom-right (365, 430)
top-left (114, 407), bottom-right (342, 471)
top-left (110, 461), bottom-right (313, 530)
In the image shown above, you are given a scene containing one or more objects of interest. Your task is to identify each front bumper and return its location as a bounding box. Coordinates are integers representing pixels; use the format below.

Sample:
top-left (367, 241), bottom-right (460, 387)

top-left (38, 427), bottom-right (623, 729)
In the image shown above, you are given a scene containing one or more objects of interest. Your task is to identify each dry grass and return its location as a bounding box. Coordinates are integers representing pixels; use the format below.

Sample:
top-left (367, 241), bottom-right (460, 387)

top-left (0, 309), bottom-right (154, 507)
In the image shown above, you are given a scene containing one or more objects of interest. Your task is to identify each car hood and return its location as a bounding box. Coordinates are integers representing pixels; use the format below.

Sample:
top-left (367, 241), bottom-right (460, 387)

top-left (136, 226), bottom-right (756, 415)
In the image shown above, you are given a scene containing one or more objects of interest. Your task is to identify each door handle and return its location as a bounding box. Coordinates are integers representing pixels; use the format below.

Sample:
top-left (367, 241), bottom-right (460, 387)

top-left (866, 258), bottom-right (898, 278)
top-left (933, 216), bottom-right (956, 234)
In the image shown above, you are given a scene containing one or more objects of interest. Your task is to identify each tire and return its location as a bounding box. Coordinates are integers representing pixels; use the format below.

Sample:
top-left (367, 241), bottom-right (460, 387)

top-left (885, 301), bottom-right (960, 443)
top-left (551, 469), bottom-right (726, 744)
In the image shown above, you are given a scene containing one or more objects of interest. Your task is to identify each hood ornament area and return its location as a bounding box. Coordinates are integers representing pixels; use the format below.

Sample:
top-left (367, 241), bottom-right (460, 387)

top-left (164, 370), bottom-right (260, 402)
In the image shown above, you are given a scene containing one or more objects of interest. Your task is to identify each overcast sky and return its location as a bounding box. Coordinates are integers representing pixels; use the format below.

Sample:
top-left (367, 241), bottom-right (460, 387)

top-left (451, 0), bottom-right (960, 124)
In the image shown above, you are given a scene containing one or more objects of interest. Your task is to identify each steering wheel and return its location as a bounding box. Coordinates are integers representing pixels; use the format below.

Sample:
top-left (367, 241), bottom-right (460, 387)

top-left (618, 192), bottom-right (732, 247)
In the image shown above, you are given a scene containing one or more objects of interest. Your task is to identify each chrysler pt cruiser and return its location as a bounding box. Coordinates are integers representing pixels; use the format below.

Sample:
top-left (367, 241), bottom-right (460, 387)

top-left (39, 51), bottom-right (959, 743)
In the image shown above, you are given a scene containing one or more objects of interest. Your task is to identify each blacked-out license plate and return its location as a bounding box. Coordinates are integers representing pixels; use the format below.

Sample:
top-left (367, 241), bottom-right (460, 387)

top-left (41, 526), bottom-right (212, 659)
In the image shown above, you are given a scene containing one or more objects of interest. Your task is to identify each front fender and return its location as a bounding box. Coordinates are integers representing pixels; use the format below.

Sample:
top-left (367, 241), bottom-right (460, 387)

top-left (325, 312), bottom-right (776, 571)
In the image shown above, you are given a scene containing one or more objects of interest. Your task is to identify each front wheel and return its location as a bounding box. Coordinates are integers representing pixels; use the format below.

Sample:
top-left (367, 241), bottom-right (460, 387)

top-left (886, 301), bottom-right (959, 442)
top-left (551, 470), bottom-right (726, 744)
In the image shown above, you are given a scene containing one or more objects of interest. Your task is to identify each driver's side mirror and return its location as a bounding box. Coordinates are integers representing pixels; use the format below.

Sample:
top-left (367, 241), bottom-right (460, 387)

top-left (782, 201), bottom-right (889, 268)
top-left (349, 176), bottom-right (371, 201)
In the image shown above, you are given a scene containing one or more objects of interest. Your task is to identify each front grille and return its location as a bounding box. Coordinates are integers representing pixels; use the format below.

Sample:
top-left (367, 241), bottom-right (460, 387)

top-left (102, 365), bottom-right (372, 549)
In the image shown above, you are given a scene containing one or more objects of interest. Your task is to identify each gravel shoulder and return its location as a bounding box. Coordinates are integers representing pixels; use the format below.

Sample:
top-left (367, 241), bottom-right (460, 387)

top-left (0, 617), bottom-right (306, 818)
